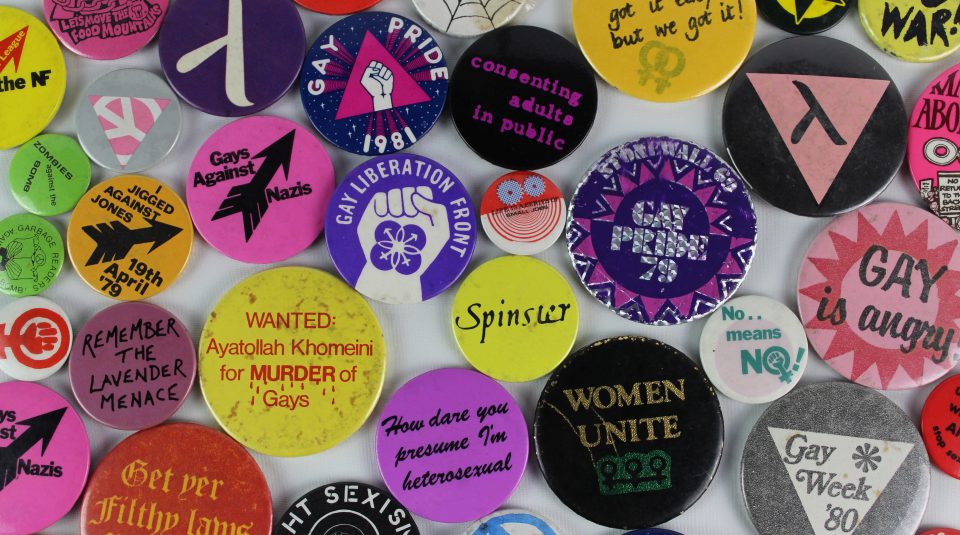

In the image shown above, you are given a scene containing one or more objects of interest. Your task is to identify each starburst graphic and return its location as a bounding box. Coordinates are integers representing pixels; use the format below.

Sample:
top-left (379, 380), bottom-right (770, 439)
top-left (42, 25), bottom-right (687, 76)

top-left (852, 442), bottom-right (881, 473)
top-left (799, 207), bottom-right (960, 389)
top-left (568, 140), bottom-right (756, 325)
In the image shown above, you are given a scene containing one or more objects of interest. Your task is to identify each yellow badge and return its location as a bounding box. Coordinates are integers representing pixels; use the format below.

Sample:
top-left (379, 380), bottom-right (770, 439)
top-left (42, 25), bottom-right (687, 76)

top-left (572, 0), bottom-right (756, 102)
top-left (859, 0), bottom-right (960, 62)
top-left (198, 267), bottom-right (387, 457)
top-left (67, 175), bottom-right (193, 300)
top-left (451, 256), bottom-right (579, 382)
top-left (0, 7), bottom-right (66, 150)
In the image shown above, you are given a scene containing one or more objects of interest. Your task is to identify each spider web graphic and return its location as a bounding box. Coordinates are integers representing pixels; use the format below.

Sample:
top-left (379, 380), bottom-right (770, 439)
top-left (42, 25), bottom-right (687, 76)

top-left (441, 0), bottom-right (523, 31)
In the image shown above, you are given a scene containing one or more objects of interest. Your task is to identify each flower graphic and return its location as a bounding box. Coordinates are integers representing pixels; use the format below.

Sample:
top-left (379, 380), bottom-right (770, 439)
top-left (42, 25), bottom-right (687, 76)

top-left (852, 442), bottom-right (881, 473)
top-left (370, 221), bottom-right (426, 275)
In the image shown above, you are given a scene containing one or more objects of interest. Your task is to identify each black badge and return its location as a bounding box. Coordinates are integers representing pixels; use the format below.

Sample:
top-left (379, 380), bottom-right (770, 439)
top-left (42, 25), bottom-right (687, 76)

top-left (757, 0), bottom-right (848, 35)
top-left (274, 482), bottom-right (420, 535)
top-left (450, 26), bottom-right (598, 170)
top-left (533, 337), bottom-right (723, 529)
top-left (722, 36), bottom-right (906, 217)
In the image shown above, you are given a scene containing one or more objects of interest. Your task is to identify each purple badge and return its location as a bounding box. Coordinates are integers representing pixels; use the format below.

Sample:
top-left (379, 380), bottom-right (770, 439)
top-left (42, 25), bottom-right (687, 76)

top-left (327, 154), bottom-right (477, 304)
top-left (375, 368), bottom-right (528, 523)
top-left (157, 0), bottom-right (305, 117)
top-left (68, 302), bottom-right (196, 430)
top-left (568, 137), bottom-right (757, 325)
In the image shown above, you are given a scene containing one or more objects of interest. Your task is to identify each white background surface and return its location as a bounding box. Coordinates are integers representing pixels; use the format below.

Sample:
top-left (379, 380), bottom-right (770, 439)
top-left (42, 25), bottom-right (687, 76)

top-left (1, 0), bottom-right (958, 533)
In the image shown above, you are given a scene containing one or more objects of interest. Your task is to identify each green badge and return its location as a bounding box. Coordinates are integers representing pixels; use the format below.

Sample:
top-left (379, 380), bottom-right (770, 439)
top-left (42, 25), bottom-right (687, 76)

top-left (0, 213), bottom-right (64, 297)
top-left (8, 134), bottom-right (92, 216)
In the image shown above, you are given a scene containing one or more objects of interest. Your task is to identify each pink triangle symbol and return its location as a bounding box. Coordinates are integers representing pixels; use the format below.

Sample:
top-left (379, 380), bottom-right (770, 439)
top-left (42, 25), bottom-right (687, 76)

top-left (335, 32), bottom-right (430, 120)
top-left (88, 95), bottom-right (170, 168)
top-left (747, 73), bottom-right (889, 204)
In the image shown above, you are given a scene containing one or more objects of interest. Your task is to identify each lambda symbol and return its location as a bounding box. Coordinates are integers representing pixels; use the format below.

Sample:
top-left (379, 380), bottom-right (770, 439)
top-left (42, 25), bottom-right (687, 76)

top-left (791, 80), bottom-right (846, 146)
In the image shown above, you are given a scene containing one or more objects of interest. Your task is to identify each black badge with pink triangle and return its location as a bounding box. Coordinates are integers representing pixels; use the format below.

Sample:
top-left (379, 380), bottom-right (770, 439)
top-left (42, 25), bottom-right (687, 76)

top-left (722, 36), bottom-right (906, 217)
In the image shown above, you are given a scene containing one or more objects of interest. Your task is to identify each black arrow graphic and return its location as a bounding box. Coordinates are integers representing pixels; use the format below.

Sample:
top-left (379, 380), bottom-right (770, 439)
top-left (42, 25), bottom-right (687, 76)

top-left (0, 407), bottom-right (65, 491)
top-left (211, 129), bottom-right (296, 242)
top-left (82, 218), bottom-right (183, 266)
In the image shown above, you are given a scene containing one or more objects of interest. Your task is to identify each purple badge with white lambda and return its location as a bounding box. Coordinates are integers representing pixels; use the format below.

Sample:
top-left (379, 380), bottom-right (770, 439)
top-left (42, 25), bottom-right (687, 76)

top-left (567, 137), bottom-right (757, 325)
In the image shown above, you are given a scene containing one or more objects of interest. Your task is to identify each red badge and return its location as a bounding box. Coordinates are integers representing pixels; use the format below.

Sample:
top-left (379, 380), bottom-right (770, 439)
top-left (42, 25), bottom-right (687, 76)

top-left (920, 530), bottom-right (960, 535)
top-left (80, 422), bottom-right (272, 534)
top-left (921, 374), bottom-right (960, 479)
top-left (294, 0), bottom-right (380, 14)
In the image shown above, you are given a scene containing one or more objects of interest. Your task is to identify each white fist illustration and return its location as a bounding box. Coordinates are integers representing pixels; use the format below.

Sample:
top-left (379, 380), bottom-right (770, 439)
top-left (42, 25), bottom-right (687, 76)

top-left (355, 186), bottom-right (450, 303)
top-left (361, 60), bottom-right (395, 112)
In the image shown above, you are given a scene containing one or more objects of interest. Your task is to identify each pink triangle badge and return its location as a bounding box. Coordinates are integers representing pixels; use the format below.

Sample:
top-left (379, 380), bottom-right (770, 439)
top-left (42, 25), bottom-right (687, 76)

top-left (88, 95), bottom-right (171, 167)
top-left (335, 31), bottom-right (430, 120)
top-left (747, 73), bottom-right (889, 204)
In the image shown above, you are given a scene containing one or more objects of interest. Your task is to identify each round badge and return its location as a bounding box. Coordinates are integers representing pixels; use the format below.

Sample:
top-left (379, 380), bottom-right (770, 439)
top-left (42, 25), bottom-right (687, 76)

top-left (80, 422), bottom-right (272, 535)
top-left (375, 368), bottom-right (528, 523)
top-left (449, 26), bottom-right (597, 170)
top-left (797, 202), bottom-right (960, 390)
top-left (698, 295), bottom-right (808, 404)
top-left (464, 510), bottom-right (561, 534)
top-left (757, 0), bottom-right (848, 34)
top-left (0, 297), bottom-right (71, 381)
top-left (626, 530), bottom-right (684, 535)
top-left (481, 171), bottom-right (565, 255)
top-left (859, 0), bottom-right (960, 62)
top-left (921, 374), bottom-right (960, 479)
top-left (534, 337), bottom-right (723, 529)
top-left (158, 0), bottom-right (305, 117)
top-left (414, 0), bottom-right (527, 37)
top-left (68, 302), bottom-right (196, 431)
top-left (452, 256), bottom-right (578, 382)
top-left (921, 530), bottom-right (960, 535)
top-left (43, 0), bottom-right (168, 60)
top-left (198, 267), bottom-right (386, 456)
top-left (0, 381), bottom-right (90, 535)
top-left (571, 0), bottom-right (756, 102)
top-left (0, 7), bottom-right (66, 150)
top-left (327, 154), bottom-right (477, 304)
top-left (723, 36), bottom-right (907, 217)
top-left (294, 0), bottom-right (381, 14)
top-left (276, 482), bottom-right (420, 535)
top-left (186, 116), bottom-right (335, 264)
top-left (8, 134), bottom-right (91, 216)
top-left (74, 68), bottom-right (181, 173)
top-left (741, 382), bottom-right (929, 535)
top-left (300, 12), bottom-right (448, 156)
top-left (0, 213), bottom-right (64, 297)
top-left (67, 175), bottom-right (193, 301)
top-left (909, 63), bottom-right (960, 228)
top-left (567, 137), bottom-right (757, 325)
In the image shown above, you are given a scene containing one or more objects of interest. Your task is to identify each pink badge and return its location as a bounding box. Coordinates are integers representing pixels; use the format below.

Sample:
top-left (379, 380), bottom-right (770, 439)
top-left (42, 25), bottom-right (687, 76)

top-left (44, 0), bottom-right (168, 60)
top-left (375, 368), bottom-right (528, 523)
top-left (0, 381), bottom-right (90, 534)
top-left (68, 302), bottom-right (196, 430)
top-left (187, 116), bottom-right (335, 264)
top-left (909, 63), bottom-right (960, 229)
top-left (797, 202), bottom-right (960, 390)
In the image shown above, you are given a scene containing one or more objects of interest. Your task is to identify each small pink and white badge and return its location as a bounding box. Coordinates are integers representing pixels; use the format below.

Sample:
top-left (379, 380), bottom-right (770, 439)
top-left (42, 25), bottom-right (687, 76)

top-left (187, 116), bottom-right (335, 264)
top-left (909, 63), bottom-right (960, 229)
top-left (375, 368), bottom-right (528, 523)
top-left (0, 381), bottom-right (90, 534)
top-left (44, 0), bottom-right (169, 60)
top-left (798, 202), bottom-right (960, 390)
top-left (68, 302), bottom-right (196, 430)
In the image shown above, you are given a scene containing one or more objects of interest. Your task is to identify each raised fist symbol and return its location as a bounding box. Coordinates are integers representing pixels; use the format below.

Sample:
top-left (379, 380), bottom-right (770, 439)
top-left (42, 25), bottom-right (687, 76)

top-left (21, 321), bottom-right (60, 354)
top-left (361, 61), bottom-right (395, 112)
top-left (356, 186), bottom-right (450, 303)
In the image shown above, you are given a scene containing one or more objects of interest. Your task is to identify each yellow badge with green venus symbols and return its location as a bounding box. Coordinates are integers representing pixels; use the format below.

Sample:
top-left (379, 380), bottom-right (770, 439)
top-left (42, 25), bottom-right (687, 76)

top-left (198, 267), bottom-right (387, 457)
top-left (452, 256), bottom-right (579, 382)
top-left (573, 0), bottom-right (756, 102)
